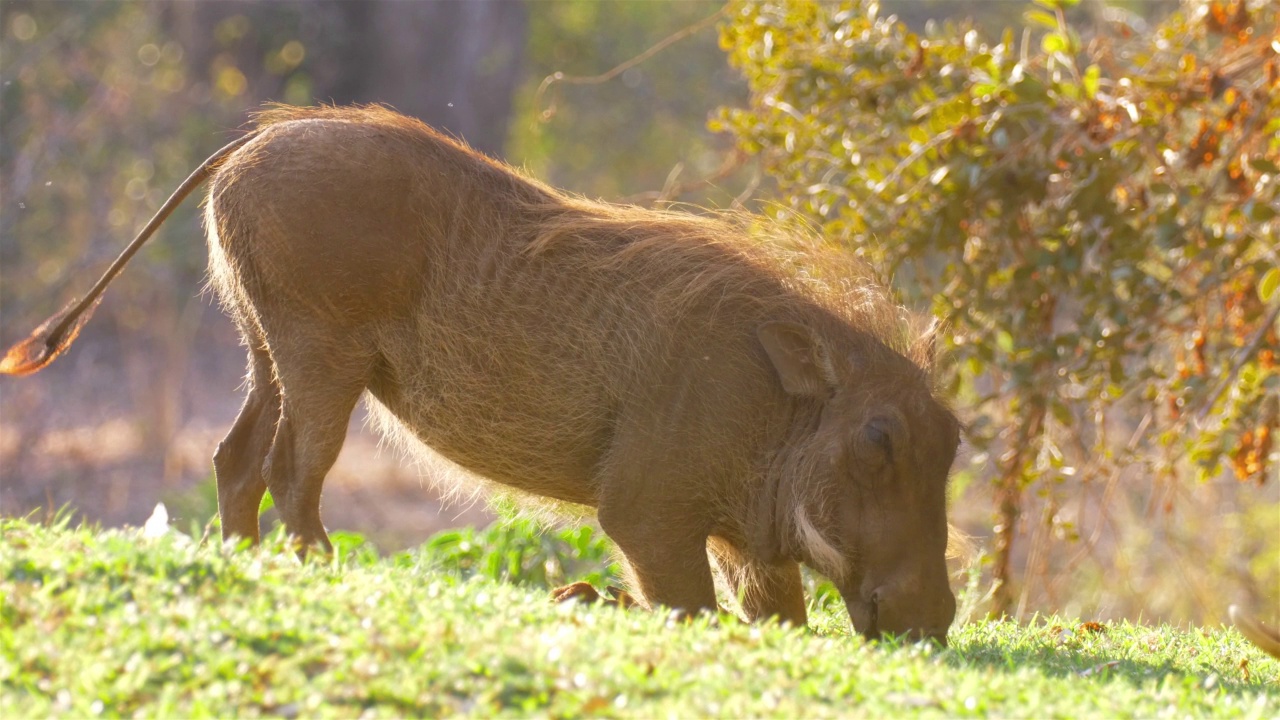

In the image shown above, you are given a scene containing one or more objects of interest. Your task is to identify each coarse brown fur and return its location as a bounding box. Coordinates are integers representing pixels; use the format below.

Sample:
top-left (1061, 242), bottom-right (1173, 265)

top-left (3, 104), bottom-right (961, 641)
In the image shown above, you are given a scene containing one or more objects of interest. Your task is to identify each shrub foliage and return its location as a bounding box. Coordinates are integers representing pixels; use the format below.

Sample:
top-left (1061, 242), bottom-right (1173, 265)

top-left (715, 0), bottom-right (1279, 613)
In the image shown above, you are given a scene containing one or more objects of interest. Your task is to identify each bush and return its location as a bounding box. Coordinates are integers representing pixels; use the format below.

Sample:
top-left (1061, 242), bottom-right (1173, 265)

top-left (716, 0), bottom-right (1279, 617)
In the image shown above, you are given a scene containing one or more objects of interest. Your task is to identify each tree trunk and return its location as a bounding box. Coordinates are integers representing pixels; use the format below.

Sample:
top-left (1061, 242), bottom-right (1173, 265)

top-left (166, 0), bottom-right (528, 157)
top-left (346, 0), bottom-right (528, 157)
top-left (991, 397), bottom-right (1047, 618)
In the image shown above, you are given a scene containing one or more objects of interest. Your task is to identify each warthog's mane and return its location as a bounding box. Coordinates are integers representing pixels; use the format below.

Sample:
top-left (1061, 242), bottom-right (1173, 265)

top-left (521, 199), bottom-right (941, 380)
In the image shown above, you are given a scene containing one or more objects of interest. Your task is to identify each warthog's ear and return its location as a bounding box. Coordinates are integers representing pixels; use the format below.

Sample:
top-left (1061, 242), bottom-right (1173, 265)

top-left (757, 321), bottom-right (838, 397)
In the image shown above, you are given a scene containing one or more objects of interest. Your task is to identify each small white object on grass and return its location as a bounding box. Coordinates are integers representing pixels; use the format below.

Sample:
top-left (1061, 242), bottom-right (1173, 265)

top-left (141, 502), bottom-right (170, 539)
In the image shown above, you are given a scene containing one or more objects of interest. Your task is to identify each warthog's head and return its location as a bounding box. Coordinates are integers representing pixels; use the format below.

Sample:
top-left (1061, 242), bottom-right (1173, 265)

top-left (759, 320), bottom-right (960, 644)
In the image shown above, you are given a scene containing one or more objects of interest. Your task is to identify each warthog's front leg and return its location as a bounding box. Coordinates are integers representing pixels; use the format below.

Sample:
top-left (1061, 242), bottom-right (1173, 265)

top-left (710, 539), bottom-right (808, 626)
top-left (551, 582), bottom-right (639, 609)
top-left (596, 499), bottom-right (718, 617)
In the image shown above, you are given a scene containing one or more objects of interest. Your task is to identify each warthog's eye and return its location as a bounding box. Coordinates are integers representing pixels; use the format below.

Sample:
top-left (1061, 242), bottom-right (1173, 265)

top-left (865, 424), bottom-right (890, 452)
top-left (859, 416), bottom-right (896, 466)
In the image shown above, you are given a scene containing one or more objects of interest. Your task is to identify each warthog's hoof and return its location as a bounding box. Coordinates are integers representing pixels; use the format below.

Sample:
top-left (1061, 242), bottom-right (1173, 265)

top-left (551, 581), bottom-right (600, 604)
top-left (604, 585), bottom-right (640, 609)
top-left (551, 582), bottom-right (639, 609)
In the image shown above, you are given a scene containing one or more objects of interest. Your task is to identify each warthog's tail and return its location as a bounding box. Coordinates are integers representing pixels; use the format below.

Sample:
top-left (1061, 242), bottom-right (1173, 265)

top-left (1, 131), bottom-right (260, 376)
top-left (1230, 604), bottom-right (1280, 659)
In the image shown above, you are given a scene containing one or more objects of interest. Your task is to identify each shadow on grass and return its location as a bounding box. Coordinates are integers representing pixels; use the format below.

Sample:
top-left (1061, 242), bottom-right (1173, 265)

top-left (942, 637), bottom-right (1277, 695)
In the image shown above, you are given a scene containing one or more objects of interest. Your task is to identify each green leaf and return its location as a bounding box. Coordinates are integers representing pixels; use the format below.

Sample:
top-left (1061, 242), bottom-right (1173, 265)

top-left (1050, 398), bottom-right (1073, 426)
top-left (1248, 202), bottom-right (1277, 222)
top-left (1259, 267), bottom-right (1280, 302)
top-left (996, 330), bottom-right (1015, 354)
top-left (1083, 64), bottom-right (1100, 98)
top-left (1025, 10), bottom-right (1060, 30)
top-left (1041, 33), bottom-right (1067, 54)
top-left (1248, 157), bottom-right (1280, 174)
top-left (258, 490), bottom-right (275, 514)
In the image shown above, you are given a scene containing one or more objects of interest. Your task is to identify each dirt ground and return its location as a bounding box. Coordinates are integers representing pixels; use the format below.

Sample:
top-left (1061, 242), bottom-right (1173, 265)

top-left (0, 304), bottom-right (491, 551)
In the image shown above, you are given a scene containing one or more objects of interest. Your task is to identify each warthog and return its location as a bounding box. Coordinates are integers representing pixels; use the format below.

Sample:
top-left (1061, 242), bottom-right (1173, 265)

top-left (3, 105), bottom-right (960, 642)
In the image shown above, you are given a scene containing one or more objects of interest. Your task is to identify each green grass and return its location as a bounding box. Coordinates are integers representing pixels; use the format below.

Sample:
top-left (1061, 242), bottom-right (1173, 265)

top-left (2, 517), bottom-right (1277, 718)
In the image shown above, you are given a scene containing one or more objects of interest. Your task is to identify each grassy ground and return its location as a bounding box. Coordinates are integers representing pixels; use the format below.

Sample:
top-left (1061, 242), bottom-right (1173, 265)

top-left (2, 516), bottom-right (1277, 718)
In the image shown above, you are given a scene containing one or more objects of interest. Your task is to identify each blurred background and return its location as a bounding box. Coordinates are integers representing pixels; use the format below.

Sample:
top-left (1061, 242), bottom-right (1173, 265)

top-left (1, 0), bottom-right (1275, 628)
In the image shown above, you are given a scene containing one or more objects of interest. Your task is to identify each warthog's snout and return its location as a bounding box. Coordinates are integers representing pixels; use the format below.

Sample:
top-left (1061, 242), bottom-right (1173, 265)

top-left (844, 582), bottom-right (956, 646)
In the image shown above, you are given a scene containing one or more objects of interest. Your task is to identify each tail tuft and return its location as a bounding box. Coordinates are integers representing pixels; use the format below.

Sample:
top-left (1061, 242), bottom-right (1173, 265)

top-left (0, 298), bottom-right (100, 376)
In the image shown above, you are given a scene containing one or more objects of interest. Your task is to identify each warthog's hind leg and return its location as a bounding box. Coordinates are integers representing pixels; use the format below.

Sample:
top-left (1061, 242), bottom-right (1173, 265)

top-left (260, 334), bottom-right (369, 555)
top-left (213, 335), bottom-right (279, 544)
